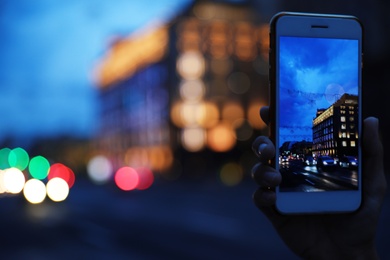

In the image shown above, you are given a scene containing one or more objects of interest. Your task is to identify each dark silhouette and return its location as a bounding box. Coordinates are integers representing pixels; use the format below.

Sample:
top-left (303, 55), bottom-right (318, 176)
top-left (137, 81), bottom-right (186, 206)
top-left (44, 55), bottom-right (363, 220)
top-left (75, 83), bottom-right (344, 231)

top-left (252, 106), bottom-right (386, 259)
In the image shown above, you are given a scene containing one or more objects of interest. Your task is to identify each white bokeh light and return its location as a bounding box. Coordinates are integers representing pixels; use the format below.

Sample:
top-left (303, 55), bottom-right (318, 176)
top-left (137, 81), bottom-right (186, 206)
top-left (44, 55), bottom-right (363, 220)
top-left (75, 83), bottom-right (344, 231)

top-left (46, 177), bottom-right (69, 202)
top-left (87, 155), bottom-right (113, 184)
top-left (23, 179), bottom-right (46, 204)
top-left (0, 170), bottom-right (7, 194)
top-left (3, 167), bottom-right (25, 194)
top-left (176, 51), bottom-right (205, 80)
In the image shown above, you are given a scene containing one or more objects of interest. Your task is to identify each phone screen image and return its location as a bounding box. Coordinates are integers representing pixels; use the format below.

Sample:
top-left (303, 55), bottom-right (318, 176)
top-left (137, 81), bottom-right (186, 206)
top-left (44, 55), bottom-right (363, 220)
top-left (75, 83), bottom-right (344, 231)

top-left (277, 36), bottom-right (359, 193)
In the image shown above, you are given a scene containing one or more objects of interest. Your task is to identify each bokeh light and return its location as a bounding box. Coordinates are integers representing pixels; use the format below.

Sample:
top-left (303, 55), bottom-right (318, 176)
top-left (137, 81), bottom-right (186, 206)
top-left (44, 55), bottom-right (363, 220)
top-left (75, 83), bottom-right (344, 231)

top-left (257, 24), bottom-right (270, 60)
top-left (180, 101), bottom-right (203, 127)
top-left (0, 148), bottom-right (11, 169)
top-left (179, 80), bottom-right (205, 102)
top-left (222, 102), bottom-right (244, 126)
top-left (23, 179), bottom-right (46, 204)
top-left (29, 156), bottom-right (50, 180)
top-left (176, 51), bottom-right (205, 80)
top-left (219, 162), bottom-right (243, 186)
top-left (148, 146), bottom-right (174, 171)
top-left (227, 71), bottom-right (251, 94)
top-left (123, 146), bottom-right (173, 172)
top-left (48, 163), bottom-right (75, 188)
top-left (234, 22), bottom-right (257, 62)
top-left (233, 119), bottom-right (253, 141)
top-left (115, 166), bottom-right (139, 191)
top-left (46, 177), bottom-right (69, 202)
top-left (3, 167), bottom-right (26, 194)
top-left (247, 101), bottom-right (267, 130)
top-left (181, 127), bottom-right (206, 152)
top-left (136, 167), bottom-right (154, 190)
top-left (0, 170), bottom-right (7, 193)
top-left (171, 101), bottom-right (185, 127)
top-left (8, 147), bottom-right (30, 171)
top-left (207, 123), bottom-right (236, 152)
top-left (197, 102), bottom-right (219, 129)
top-left (87, 155), bottom-right (113, 184)
top-left (209, 57), bottom-right (233, 76)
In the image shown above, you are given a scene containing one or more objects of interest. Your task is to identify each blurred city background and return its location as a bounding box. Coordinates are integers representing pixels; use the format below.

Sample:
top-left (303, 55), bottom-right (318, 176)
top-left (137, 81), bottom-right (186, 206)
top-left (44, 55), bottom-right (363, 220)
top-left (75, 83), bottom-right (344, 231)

top-left (0, 0), bottom-right (389, 258)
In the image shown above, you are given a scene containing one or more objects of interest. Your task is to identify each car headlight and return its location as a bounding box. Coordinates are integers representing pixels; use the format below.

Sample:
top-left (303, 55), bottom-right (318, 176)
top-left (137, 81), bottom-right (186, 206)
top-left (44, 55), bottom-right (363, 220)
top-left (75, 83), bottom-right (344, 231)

top-left (323, 161), bottom-right (328, 165)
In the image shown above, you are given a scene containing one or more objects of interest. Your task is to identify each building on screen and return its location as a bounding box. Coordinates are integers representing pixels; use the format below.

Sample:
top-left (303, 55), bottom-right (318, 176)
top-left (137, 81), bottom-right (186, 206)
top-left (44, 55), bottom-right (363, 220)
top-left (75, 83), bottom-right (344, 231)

top-left (312, 93), bottom-right (358, 157)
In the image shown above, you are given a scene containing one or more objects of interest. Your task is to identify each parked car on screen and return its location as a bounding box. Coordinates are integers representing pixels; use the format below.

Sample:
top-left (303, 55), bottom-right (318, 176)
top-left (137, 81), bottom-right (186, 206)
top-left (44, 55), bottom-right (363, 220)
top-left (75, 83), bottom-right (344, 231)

top-left (304, 155), bottom-right (316, 166)
top-left (339, 156), bottom-right (358, 168)
top-left (280, 156), bottom-right (289, 165)
top-left (316, 155), bottom-right (337, 171)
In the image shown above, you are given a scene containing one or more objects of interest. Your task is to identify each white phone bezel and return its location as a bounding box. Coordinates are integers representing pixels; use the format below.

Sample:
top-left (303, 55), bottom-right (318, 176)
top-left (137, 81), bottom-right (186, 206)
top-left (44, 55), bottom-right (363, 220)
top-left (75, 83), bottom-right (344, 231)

top-left (272, 12), bottom-right (363, 214)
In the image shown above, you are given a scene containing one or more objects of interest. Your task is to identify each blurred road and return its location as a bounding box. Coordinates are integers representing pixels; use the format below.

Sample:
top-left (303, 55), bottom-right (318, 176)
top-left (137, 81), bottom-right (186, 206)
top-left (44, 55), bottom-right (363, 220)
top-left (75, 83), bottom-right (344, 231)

top-left (1, 174), bottom-right (389, 259)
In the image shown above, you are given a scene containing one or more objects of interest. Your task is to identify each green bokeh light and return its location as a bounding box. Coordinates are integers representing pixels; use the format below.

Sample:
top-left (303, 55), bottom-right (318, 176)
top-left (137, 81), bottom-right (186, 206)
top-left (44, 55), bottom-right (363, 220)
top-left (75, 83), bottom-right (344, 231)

top-left (29, 156), bottom-right (50, 180)
top-left (0, 148), bottom-right (11, 169)
top-left (9, 147), bottom-right (30, 171)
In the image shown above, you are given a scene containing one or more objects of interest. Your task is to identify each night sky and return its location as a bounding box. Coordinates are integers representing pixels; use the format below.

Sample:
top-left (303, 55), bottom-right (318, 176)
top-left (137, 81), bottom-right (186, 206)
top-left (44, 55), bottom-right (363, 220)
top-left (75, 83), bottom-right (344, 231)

top-left (0, 0), bottom-right (192, 145)
top-left (278, 36), bottom-right (359, 145)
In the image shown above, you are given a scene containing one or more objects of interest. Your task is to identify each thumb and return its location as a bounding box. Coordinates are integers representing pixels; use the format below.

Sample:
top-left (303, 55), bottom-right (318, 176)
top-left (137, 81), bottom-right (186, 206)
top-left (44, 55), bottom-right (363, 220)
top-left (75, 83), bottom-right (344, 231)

top-left (362, 117), bottom-right (386, 205)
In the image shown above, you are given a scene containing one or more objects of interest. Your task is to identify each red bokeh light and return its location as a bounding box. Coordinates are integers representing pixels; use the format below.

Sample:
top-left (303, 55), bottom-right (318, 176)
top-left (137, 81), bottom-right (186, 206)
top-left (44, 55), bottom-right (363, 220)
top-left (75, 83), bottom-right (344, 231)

top-left (135, 167), bottom-right (154, 190)
top-left (48, 163), bottom-right (75, 188)
top-left (115, 167), bottom-right (139, 191)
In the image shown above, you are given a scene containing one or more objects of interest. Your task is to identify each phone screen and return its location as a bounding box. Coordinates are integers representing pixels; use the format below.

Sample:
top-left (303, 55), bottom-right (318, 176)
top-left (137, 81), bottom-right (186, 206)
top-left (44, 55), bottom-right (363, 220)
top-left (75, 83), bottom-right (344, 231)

top-left (277, 36), bottom-right (359, 192)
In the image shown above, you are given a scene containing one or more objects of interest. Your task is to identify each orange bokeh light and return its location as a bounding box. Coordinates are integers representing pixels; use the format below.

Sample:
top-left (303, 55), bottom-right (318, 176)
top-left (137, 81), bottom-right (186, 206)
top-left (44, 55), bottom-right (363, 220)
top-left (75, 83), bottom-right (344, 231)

top-left (222, 102), bottom-right (244, 127)
top-left (207, 123), bottom-right (236, 152)
top-left (247, 101), bottom-right (267, 130)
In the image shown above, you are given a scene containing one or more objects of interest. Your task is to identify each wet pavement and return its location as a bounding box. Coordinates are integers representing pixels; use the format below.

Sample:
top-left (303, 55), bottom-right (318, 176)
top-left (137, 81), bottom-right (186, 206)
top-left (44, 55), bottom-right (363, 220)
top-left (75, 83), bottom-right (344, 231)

top-left (1, 174), bottom-right (389, 259)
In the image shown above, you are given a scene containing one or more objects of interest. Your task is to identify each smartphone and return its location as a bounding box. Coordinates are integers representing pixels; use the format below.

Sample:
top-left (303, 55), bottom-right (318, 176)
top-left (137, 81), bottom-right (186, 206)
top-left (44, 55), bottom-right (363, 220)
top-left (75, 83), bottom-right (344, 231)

top-left (269, 12), bottom-right (363, 214)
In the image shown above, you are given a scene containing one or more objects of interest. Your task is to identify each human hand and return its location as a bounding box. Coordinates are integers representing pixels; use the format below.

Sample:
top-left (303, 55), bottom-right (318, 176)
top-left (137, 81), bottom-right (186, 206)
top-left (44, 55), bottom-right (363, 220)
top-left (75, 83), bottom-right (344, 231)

top-left (251, 106), bottom-right (386, 259)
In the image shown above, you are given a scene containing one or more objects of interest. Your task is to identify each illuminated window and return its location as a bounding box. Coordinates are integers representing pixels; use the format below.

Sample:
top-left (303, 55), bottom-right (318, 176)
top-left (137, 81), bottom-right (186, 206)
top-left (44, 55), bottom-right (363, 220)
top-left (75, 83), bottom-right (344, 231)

top-left (341, 110), bottom-right (346, 114)
top-left (341, 124), bottom-right (346, 130)
top-left (341, 116), bottom-right (346, 122)
top-left (351, 141), bottom-right (356, 147)
top-left (349, 117), bottom-right (354, 122)
top-left (350, 124), bottom-right (355, 129)
top-left (342, 141), bottom-right (347, 147)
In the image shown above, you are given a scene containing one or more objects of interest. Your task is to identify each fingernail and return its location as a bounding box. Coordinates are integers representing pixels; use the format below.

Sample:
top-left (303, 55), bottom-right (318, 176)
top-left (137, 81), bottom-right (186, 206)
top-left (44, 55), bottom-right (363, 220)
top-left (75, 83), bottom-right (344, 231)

top-left (258, 143), bottom-right (267, 155)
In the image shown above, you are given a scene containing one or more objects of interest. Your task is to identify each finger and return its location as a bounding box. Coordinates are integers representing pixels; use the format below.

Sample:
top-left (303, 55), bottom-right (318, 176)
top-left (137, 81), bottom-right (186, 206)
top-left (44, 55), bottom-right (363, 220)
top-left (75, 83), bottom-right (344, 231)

top-left (362, 117), bottom-right (386, 205)
top-left (252, 136), bottom-right (275, 163)
top-left (260, 106), bottom-right (270, 125)
top-left (252, 163), bottom-right (281, 187)
top-left (253, 188), bottom-right (276, 207)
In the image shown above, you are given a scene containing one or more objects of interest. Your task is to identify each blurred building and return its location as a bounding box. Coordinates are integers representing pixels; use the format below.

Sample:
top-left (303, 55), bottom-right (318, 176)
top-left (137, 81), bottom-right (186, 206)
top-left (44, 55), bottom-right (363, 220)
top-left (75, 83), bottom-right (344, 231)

top-left (93, 25), bottom-right (173, 173)
top-left (93, 0), bottom-right (270, 179)
top-left (312, 94), bottom-right (358, 157)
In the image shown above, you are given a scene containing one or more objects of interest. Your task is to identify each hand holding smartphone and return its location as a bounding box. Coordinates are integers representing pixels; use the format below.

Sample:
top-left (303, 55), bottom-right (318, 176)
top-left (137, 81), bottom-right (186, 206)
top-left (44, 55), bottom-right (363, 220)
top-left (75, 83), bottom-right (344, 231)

top-left (269, 12), bottom-right (363, 214)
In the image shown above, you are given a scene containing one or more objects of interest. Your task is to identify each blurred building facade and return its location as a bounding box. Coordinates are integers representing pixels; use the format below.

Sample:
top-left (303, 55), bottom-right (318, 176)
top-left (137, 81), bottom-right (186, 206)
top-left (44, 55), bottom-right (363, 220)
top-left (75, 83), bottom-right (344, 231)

top-left (93, 0), bottom-right (270, 179)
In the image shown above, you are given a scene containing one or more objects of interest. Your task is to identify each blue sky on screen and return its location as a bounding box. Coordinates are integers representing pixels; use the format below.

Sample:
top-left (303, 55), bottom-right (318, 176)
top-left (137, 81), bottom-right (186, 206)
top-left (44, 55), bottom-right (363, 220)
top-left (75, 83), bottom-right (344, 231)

top-left (278, 36), bottom-right (358, 145)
